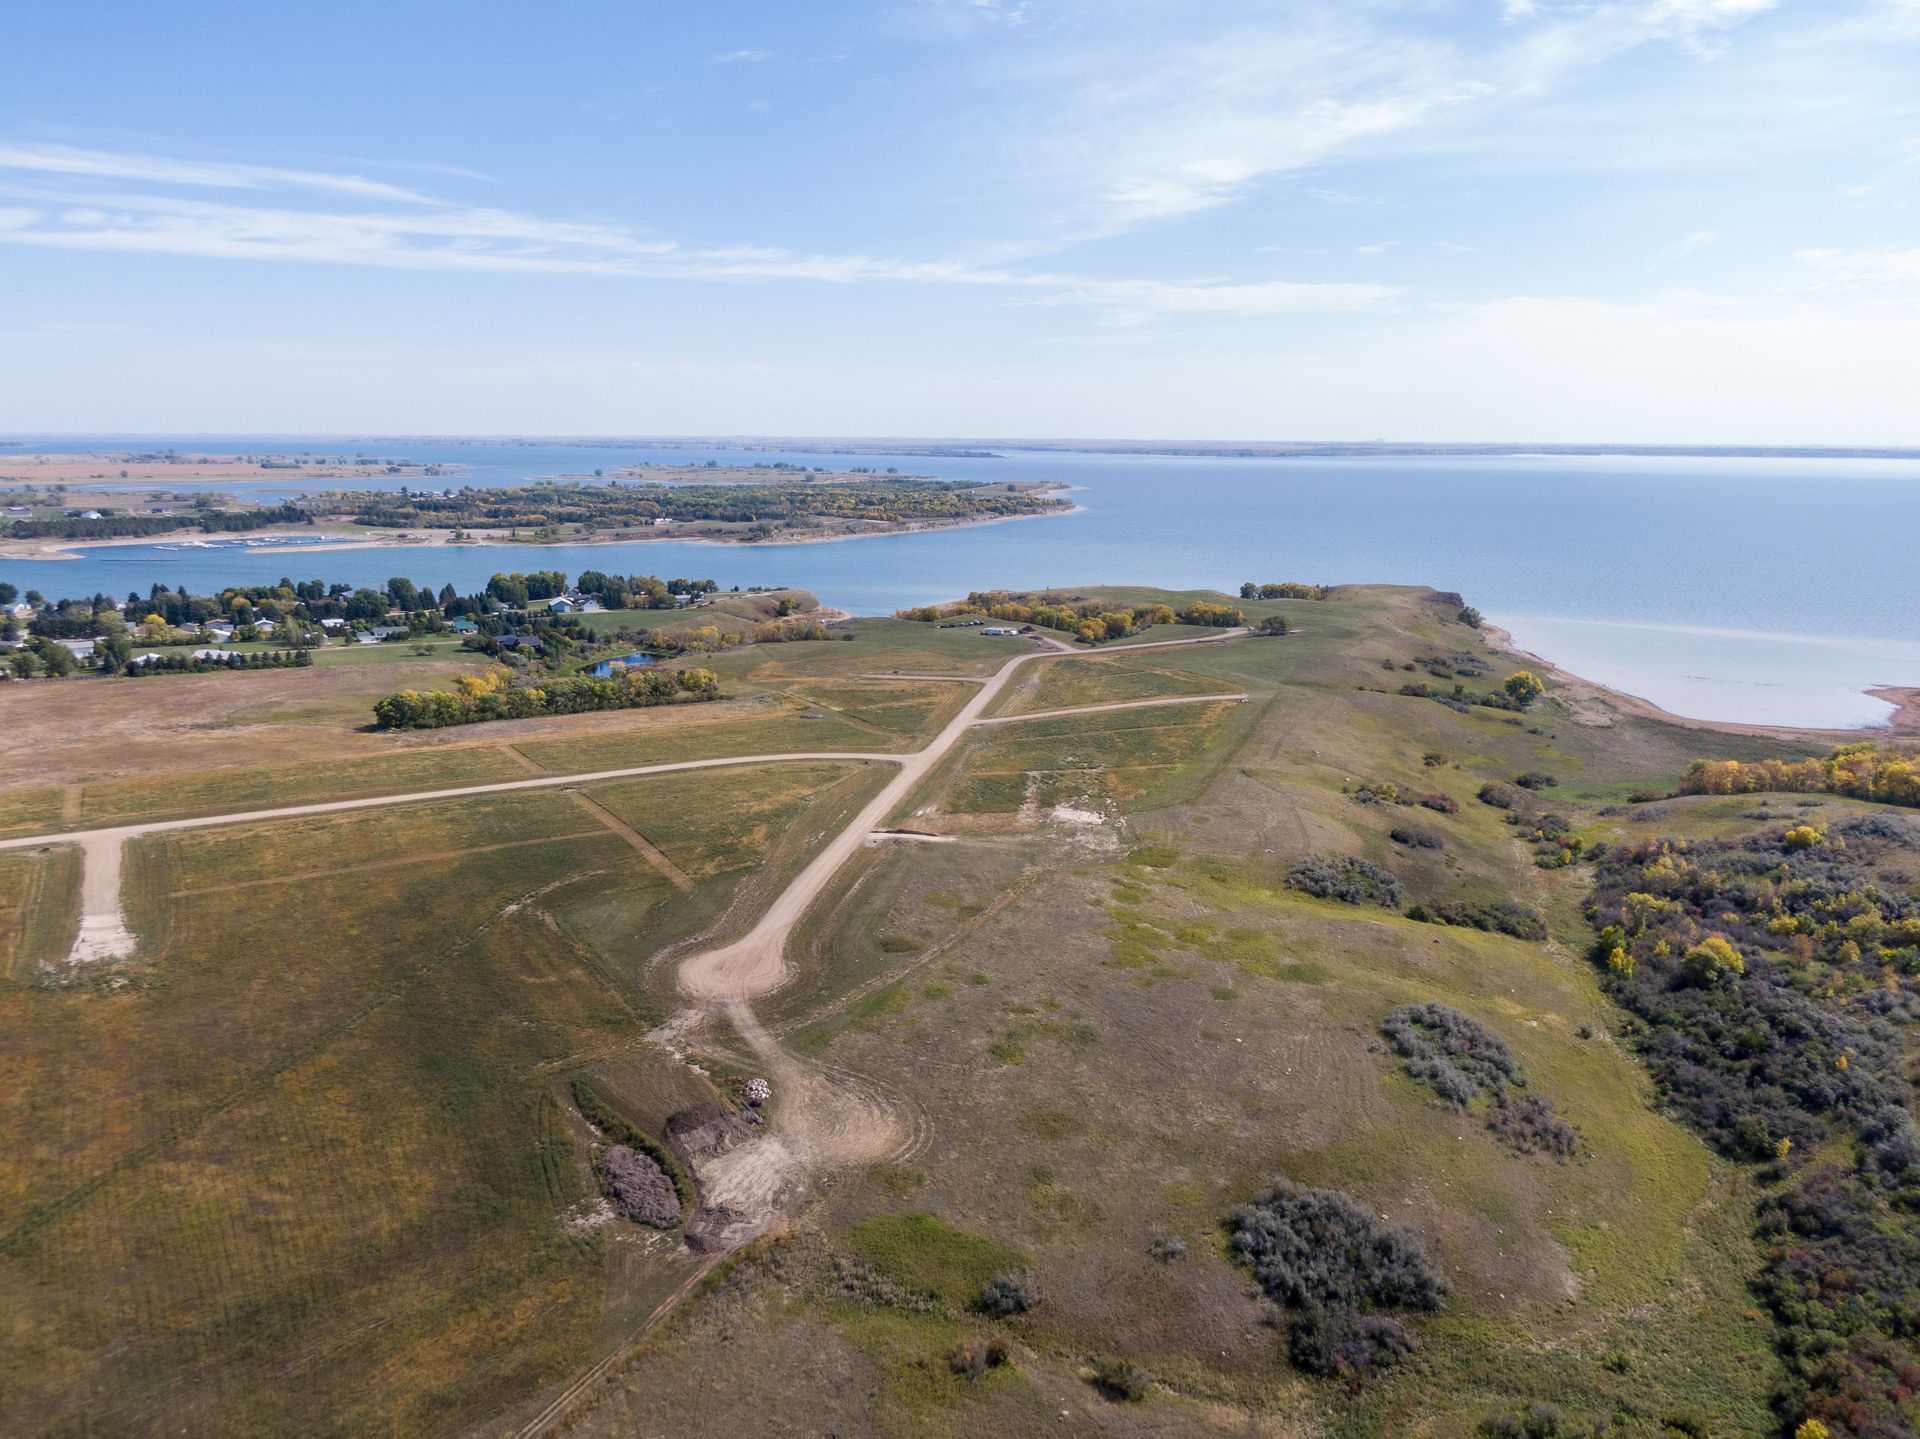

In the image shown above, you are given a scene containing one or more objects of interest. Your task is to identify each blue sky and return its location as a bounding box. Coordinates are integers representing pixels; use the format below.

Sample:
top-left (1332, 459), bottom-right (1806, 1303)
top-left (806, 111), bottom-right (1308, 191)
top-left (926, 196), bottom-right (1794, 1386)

top-left (2, 0), bottom-right (1917, 441)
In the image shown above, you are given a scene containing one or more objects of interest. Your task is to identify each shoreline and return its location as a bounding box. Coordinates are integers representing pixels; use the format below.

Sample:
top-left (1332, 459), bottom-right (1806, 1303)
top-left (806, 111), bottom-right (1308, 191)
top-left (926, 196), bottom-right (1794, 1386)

top-left (0, 499), bottom-right (1078, 562)
top-left (1480, 622), bottom-right (1919, 740)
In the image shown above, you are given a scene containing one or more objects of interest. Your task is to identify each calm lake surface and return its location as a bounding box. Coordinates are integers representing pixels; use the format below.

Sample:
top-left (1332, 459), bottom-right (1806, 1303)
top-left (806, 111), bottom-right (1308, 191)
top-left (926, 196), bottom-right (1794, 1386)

top-left (4, 435), bottom-right (1917, 729)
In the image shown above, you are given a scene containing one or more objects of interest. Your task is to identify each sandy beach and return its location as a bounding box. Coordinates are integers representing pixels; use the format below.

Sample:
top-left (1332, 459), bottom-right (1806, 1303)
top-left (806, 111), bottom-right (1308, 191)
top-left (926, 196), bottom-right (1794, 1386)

top-left (1481, 622), bottom-right (1920, 741)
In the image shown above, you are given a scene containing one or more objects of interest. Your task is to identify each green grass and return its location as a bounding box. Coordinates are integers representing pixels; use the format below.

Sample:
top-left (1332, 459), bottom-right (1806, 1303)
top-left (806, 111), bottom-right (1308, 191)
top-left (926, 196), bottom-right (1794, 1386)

top-left (846, 1214), bottom-right (1028, 1308)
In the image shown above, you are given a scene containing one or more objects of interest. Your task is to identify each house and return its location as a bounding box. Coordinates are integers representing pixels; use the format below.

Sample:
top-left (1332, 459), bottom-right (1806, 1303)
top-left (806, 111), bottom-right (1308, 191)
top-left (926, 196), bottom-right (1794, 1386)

top-left (544, 596), bottom-right (576, 614)
top-left (497, 633), bottom-right (542, 652)
top-left (7, 602), bottom-right (33, 621)
top-left (57, 638), bottom-right (96, 659)
top-left (191, 648), bottom-right (240, 661)
top-left (129, 652), bottom-right (163, 666)
top-left (205, 622), bottom-right (235, 641)
top-left (366, 625), bottom-right (409, 641)
top-left (6, 505), bottom-right (31, 517)
top-left (980, 627), bottom-right (1020, 637)
top-left (252, 619), bottom-right (276, 636)
top-left (449, 618), bottom-right (479, 634)
top-left (318, 617), bottom-right (347, 630)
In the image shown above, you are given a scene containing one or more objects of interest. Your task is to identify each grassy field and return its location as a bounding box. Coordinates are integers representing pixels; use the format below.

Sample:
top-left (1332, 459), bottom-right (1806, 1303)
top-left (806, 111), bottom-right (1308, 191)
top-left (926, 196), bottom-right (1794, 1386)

top-left (0, 750), bottom-right (902, 1435)
top-left (3, 582), bottom-right (1879, 1438)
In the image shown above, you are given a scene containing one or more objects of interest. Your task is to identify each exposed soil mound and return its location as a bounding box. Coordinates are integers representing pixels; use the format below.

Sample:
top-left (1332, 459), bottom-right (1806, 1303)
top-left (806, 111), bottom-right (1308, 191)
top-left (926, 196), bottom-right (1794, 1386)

top-left (664, 1103), bottom-right (758, 1167)
top-left (597, 1145), bottom-right (681, 1228)
top-left (682, 1203), bottom-right (756, 1253)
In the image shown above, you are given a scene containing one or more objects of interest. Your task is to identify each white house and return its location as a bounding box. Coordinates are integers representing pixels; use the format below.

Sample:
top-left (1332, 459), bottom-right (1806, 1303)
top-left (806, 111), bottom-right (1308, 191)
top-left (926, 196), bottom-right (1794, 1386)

top-left (205, 622), bottom-right (235, 641)
top-left (7, 602), bottom-right (33, 621)
top-left (191, 648), bottom-right (241, 661)
top-left (57, 638), bottom-right (96, 659)
top-left (980, 627), bottom-right (1020, 637)
top-left (544, 596), bottom-right (576, 613)
top-left (252, 619), bottom-right (276, 635)
top-left (319, 617), bottom-right (347, 629)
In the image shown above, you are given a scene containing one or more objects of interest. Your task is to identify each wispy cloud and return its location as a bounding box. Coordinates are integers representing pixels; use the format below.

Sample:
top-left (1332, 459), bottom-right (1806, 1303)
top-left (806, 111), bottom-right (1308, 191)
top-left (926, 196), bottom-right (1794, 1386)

top-left (984, 0), bottom-right (1783, 237)
top-left (710, 49), bottom-right (774, 63)
top-left (0, 141), bottom-right (436, 203)
top-left (0, 141), bottom-right (1389, 324)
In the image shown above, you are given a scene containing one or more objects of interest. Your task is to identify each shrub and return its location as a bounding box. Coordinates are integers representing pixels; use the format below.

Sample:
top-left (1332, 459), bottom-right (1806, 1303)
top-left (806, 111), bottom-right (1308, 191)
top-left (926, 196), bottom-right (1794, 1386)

top-left (1418, 793), bottom-right (1460, 814)
top-left (1287, 853), bottom-right (1402, 908)
top-left (1390, 826), bottom-right (1444, 851)
top-left (946, 1337), bottom-right (1010, 1380)
top-left (1380, 1003), bottom-right (1525, 1103)
top-left (1089, 1358), bottom-right (1152, 1401)
top-left (1487, 1093), bottom-right (1579, 1159)
top-left (1287, 1305), bottom-right (1417, 1379)
top-left (1513, 771), bottom-right (1558, 790)
top-left (1478, 781), bottom-right (1520, 809)
top-left (1783, 823), bottom-right (1824, 850)
top-left (978, 1270), bottom-right (1037, 1316)
top-left (1147, 1234), bottom-right (1187, 1263)
top-left (1228, 1179), bottom-right (1448, 1316)
top-left (1405, 898), bottom-right (1547, 941)
top-left (1481, 1403), bottom-right (1566, 1439)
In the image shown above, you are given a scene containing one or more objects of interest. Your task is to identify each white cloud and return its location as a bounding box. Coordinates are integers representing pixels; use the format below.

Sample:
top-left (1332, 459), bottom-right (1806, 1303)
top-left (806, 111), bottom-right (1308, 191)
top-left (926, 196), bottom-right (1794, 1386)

top-left (710, 49), bottom-right (774, 63)
top-left (1796, 245), bottom-right (1920, 288)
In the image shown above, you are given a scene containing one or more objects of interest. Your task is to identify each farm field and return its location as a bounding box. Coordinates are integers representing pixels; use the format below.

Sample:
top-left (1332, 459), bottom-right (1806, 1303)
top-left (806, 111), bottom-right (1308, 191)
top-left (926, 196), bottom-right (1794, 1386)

top-left (0, 584), bottom-right (1910, 1438)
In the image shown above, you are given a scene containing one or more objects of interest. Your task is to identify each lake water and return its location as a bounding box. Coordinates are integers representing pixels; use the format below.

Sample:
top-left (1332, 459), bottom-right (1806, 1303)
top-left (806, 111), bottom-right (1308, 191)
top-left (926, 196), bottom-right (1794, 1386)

top-left (585, 653), bottom-right (656, 678)
top-left (4, 435), bottom-right (1917, 729)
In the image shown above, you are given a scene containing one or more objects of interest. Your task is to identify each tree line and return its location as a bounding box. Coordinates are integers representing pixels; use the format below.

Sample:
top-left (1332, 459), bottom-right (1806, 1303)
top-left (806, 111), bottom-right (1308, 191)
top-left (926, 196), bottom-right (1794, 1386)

top-left (372, 663), bottom-right (719, 729)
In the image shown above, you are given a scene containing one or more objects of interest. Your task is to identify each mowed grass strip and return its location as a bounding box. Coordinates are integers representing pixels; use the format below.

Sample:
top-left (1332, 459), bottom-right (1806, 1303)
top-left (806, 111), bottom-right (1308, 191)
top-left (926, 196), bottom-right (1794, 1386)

top-left (0, 847), bottom-right (80, 980)
top-left (0, 785), bottom-right (67, 839)
top-left (79, 743), bottom-right (531, 826)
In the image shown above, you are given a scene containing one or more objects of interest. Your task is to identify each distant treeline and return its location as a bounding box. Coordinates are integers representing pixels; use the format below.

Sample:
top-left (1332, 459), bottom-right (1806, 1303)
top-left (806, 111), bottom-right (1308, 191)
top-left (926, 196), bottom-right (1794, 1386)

top-left (372, 664), bottom-right (719, 729)
top-left (7, 504), bottom-right (311, 541)
top-left (319, 478), bottom-right (1061, 535)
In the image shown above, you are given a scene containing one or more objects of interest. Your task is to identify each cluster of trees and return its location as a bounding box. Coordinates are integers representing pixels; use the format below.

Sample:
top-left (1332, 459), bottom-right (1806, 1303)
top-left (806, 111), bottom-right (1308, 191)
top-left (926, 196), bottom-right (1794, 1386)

top-left (1380, 1003), bottom-right (1577, 1158)
top-left (1229, 1179), bottom-right (1447, 1381)
top-left (1397, 668), bottom-right (1546, 715)
top-left (5, 503), bottom-right (310, 541)
top-left (1587, 821), bottom-right (1920, 1435)
top-left (1680, 742), bottom-right (1920, 809)
top-left (896, 589), bottom-right (1242, 644)
top-left (1238, 581), bottom-right (1328, 600)
top-left (372, 663), bottom-right (718, 729)
top-left (572, 571), bottom-right (717, 609)
top-left (324, 477), bottom-right (1060, 534)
